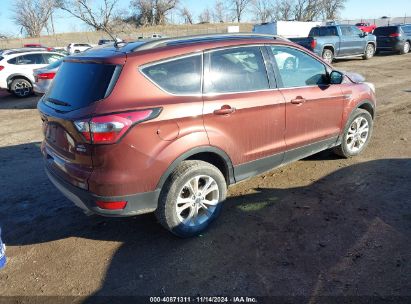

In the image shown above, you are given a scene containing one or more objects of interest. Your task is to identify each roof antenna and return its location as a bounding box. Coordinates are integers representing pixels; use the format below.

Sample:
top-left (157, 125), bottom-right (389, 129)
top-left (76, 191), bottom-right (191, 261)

top-left (102, 25), bottom-right (120, 48)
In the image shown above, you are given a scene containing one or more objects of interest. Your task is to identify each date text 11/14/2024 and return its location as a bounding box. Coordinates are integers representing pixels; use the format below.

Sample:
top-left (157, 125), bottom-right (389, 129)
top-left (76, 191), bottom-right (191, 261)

top-left (149, 296), bottom-right (258, 303)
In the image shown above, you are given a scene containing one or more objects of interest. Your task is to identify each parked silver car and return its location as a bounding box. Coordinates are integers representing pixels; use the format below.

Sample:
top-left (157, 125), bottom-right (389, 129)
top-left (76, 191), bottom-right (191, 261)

top-left (33, 59), bottom-right (63, 94)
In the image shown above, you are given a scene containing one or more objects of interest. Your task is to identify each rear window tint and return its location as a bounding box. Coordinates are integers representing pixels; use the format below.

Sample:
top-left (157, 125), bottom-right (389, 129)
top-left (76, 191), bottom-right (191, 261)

top-left (44, 62), bottom-right (120, 110)
top-left (141, 55), bottom-right (202, 95)
top-left (310, 27), bottom-right (337, 36)
top-left (374, 26), bottom-right (399, 36)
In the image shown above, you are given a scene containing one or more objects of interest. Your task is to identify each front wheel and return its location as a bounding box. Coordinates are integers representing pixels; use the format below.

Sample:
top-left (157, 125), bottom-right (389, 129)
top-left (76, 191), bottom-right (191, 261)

top-left (11, 78), bottom-right (33, 98)
top-left (363, 44), bottom-right (375, 60)
top-left (155, 160), bottom-right (227, 238)
top-left (334, 109), bottom-right (373, 158)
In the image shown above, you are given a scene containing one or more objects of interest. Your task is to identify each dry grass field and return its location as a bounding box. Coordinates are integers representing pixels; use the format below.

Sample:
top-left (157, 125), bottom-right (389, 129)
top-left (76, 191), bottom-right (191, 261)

top-left (0, 23), bottom-right (254, 49)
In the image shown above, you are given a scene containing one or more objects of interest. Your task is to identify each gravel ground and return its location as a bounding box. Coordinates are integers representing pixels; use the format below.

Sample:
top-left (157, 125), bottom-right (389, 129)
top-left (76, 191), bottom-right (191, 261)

top-left (0, 52), bottom-right (410, 303)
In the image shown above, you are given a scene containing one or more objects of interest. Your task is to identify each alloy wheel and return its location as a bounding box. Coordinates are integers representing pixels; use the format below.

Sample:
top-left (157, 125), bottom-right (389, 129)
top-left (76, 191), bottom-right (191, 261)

top-left (14, 81), bottom-right (31, 97)
top-left (176, 175), bottom-right (219, 227)
top-left (346, 116), bottom-right (369, 153)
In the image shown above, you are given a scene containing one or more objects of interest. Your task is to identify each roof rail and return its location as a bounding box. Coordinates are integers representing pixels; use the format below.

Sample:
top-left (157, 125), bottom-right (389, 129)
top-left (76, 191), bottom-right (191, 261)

top-left (133, 33), bottom-right (286, 51)
top-left (1, 47), bottom-right (49, 56)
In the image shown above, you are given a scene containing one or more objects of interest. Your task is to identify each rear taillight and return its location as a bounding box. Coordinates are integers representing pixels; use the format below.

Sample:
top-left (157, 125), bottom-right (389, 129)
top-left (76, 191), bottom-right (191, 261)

top-left (96, 201), bottom-right (127, 210)
top-left (0, 66), bottom-right (4, 71)
top-left (389, 33), bottom-right (401, 37)
top-left (74, 109), bottom-right (161, 144)
top-left (37, 72), bottom-right (55, 79)
top-left (310, 39), bottom-right (317, 49)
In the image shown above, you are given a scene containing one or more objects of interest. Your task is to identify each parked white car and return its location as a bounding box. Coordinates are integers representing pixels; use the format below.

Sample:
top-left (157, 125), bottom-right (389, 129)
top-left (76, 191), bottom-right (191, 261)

top-left (0, 50), bottom-right (64, 97)
top-left (67, 43), bottom-right (92, 54)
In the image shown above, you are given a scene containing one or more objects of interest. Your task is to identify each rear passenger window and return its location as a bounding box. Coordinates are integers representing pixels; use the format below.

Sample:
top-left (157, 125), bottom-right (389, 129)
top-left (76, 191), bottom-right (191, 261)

top-left (142, 54), bottom-right (202, 95)
top-left (204, 47), bottom-right (269, 93)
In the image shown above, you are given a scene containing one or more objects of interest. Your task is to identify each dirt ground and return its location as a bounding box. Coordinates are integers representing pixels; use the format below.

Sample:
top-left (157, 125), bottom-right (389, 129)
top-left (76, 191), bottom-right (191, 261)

top-left (0, 53), bottom-right (410, 303)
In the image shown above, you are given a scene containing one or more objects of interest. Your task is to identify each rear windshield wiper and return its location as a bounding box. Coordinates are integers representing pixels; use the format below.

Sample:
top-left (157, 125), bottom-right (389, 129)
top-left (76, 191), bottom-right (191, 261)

top-left (46, 98), bottom-right (71, 107)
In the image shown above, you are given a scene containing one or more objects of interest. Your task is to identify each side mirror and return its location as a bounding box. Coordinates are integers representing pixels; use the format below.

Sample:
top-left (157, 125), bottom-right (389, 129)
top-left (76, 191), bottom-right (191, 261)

top-left (329, 71), bottom-right (344, 84)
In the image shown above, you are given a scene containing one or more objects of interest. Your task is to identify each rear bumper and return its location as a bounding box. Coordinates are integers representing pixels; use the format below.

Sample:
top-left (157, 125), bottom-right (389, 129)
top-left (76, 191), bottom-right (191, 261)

top-left (376, 41), bottom-right (404, 52)
top-left (33, 82), bottom-right (49, 94)
top-left (45, 165), bottom-right (160, 217)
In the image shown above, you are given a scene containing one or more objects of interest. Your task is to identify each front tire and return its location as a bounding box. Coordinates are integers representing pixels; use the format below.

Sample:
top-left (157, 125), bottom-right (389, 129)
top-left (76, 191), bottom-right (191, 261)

top-left (334, 109), bottom-right (373, 158)
top-left (363, 44), bottom-right (375, 60)
top-left (10, 78), bottom-right (33, 98)
top-left (155, 160), bottom-right (227, 238)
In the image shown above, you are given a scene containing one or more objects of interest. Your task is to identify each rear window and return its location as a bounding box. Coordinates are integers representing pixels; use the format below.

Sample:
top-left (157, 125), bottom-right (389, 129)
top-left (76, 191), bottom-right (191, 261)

top-left (374, 26), bottom-right (399, 36)
top-left (141, 54), bottom-right (202, 95)
top-left (44, 62), bottom-right (120, 110)
top-left (310, 27), bottom-right (337, 37)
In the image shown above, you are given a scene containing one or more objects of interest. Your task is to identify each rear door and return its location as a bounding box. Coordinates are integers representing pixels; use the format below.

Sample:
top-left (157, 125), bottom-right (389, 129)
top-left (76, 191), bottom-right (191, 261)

top-left (267, 45), bottom-right (344, 160)
top-left (14, 53), bottom-right (47, 82)
top-left (38, 61), bottom-right (122, 189)
top-left (202, 46), bottom-right (286, 180)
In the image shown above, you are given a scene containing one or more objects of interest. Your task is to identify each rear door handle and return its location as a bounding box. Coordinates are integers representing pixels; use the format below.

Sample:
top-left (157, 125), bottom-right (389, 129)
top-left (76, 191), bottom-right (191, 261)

top-left (213, 105), bottom-right (236, 115)
top-left (290, 97), bottom-right (306, 104)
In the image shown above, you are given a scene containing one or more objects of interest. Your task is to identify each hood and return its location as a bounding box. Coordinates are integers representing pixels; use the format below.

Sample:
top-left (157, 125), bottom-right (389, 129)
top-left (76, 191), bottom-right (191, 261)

top-left (343, 71), bottom-right (365, 83)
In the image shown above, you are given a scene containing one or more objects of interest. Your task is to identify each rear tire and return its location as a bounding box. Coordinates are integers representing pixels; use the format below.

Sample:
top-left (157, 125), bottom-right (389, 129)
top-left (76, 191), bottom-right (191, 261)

top-left (400, 42), bottom-right (410, 54)
top-left (155, 160), bottom-right (227, 238)
top-left (334, 109), bottom-right (373, 158)
top-left (10, 78), bottom-right (33, 98)
top-left (322, 49), bottom-right (334, 64)
top-left (363, 44), bottom-right (375, 60)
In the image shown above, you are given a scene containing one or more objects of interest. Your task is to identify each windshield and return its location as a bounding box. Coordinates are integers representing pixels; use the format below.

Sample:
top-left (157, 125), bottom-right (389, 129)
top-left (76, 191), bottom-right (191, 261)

top-left (44, 61), bottom-right (121, 111)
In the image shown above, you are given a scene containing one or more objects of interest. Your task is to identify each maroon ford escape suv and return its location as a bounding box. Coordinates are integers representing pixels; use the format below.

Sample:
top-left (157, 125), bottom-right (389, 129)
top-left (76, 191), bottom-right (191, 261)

top-left (38, 34), bottom-right (376, 237)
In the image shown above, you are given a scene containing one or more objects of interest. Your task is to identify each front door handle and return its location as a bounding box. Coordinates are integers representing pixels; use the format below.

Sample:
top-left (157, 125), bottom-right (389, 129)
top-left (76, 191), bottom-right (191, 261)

top-left (290, 96), bottom-right (306, 104)
top-left (213, 105), bottom-right (236, 115)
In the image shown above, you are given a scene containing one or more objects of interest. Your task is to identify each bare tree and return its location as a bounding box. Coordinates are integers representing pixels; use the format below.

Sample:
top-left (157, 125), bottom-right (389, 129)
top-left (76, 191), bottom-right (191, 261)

top-left (12, 0), bottom-right (56, 37)
top-left (275, 0), bottom-right (295, 21)
top-left (251, 0), bottom-right (275, 23)
top-left (213, 1), bottom-right (227, 23)
top-left (179, 6), bottom-right (193, 24)
top-left (229, 0), bottom-right (251, 23)
top-left (56, 0), bottom-right (119, 31)
top-left (293, 0), bottom-right (322, 21)
top-left (131, 0), bottom-right (178, 26)
top-left (198, 8), bottom-right (212, 23)
top-left (321, 0), bottom-right (346, 20)
top-left (154, 0), bottom-right (178, 25)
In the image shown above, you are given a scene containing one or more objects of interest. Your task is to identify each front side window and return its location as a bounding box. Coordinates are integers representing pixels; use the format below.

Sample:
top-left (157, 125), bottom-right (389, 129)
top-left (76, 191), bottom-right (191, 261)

top-left (270, 46), bottom-right (328, 88)
top-left (141, 54), bottom-right (202, 95)
top-left (204, 46), bottom-right (269, 93)
top-left (351, 26), bottom-right (363, 36)
top-left (340, 26), bottom-right (352, 36)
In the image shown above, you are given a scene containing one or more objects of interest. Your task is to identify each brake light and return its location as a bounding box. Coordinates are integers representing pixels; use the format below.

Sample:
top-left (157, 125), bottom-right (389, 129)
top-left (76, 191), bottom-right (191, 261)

top-left (389, 33), bottom-right (401, 37)
top-left (0, 66), bottom-right (4, 71)
top-left (310, 39), bottom-right (317, 49)
top-left (37, 72), bottom-right (55, 79)
top-left (96, 201), bottom-right (127, 210)
top-left (74, 109), bottom-right (161, 144)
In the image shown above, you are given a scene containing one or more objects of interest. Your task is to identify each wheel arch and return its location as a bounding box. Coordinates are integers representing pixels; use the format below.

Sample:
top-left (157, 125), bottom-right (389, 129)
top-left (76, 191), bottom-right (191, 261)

top-left (322, 44), bottom-right (335, 54)
top-left (356, 100), bottom-right (375, 119)
top-left (7, 74), bottom-right (33, 89)
top-left (156, 146), bottom-right (235, 190)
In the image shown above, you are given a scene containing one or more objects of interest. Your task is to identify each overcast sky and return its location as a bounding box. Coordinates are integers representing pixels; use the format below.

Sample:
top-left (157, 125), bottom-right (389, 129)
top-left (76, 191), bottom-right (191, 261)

top-left (0, 0), bottom-right (410, 36)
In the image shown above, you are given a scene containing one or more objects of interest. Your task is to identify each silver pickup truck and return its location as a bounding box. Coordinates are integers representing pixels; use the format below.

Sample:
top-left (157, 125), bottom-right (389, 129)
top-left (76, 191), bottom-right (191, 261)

top-left (290, 25), bottom-right (377, 64)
